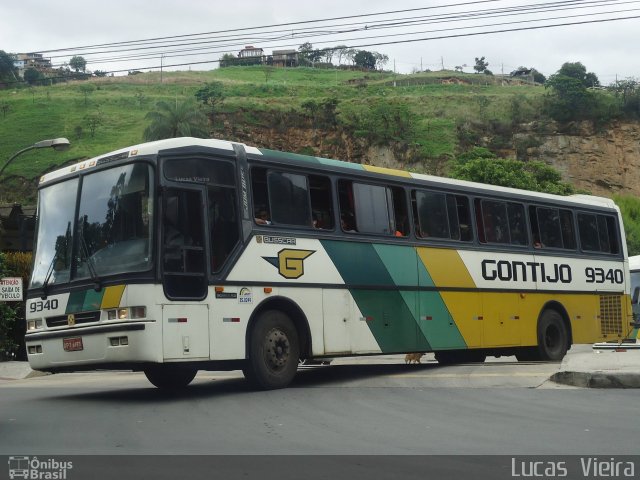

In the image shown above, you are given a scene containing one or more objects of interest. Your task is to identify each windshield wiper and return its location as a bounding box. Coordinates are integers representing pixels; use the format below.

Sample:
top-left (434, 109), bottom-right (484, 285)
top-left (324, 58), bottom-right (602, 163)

top-left (79, 233), bottom-right (102, 292)
top-left (41, 251), bottom-right (58, 299)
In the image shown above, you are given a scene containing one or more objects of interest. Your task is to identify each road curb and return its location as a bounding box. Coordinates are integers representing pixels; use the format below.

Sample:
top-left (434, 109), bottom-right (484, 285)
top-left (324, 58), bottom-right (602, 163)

top-left (550, 371), bottom-right (640, 388)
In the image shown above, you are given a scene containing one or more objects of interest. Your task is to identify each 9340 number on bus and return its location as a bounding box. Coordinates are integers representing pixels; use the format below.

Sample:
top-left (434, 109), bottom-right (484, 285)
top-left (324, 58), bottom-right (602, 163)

top-left (585, 267), bottom-right (623, 284)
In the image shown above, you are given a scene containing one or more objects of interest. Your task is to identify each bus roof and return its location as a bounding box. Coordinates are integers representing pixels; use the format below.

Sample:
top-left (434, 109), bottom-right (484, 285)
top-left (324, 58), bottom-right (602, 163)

top-left (630, 255), bottom-right (640, 272)
top-left (39, 137), bottom-right (617, 211)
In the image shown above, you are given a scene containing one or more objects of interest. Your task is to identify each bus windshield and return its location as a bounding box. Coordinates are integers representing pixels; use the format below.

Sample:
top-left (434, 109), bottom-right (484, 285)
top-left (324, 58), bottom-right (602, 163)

top-left (30, 163), bottom-right (154, 288)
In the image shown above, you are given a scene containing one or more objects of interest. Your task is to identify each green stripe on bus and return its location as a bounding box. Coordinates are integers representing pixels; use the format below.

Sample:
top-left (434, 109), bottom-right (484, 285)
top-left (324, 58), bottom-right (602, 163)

top-left (416, 291), bottom-right (467, 350)
top-left (82, 289), bottom-right (104, 311)
top-left (351, 289), bottom-right (430, 353)
top-left (66, 288), bottom-right (105, 313)
top-left (373, 245), bottom-right (465, 350)
top-left (316, 158), bottom-right (365, 171)
top-left (66, 290), bottom-right (86, 313)
top-left (321, 240), bottom-right (395, 286)
top-left (372, 244), bottom-right (419, 285)
top-left (259, 149), bottom-right (322, 165)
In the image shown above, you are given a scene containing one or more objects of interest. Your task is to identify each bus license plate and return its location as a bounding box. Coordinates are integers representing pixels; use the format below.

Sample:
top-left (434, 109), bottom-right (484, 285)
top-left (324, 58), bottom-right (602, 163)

top-left (63, 337), bottom-right (83, 352)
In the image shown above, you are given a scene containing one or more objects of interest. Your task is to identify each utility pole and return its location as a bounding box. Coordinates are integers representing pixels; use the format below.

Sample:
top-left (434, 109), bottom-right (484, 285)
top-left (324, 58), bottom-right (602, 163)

top-left (441, 56), bottom-right (444, 70)
top-left (501, 62), bottom-right (504, 86)
top-left (421, 57), bottom-right (423, 72)
top-left (160, 54), bottom-right (164, 83)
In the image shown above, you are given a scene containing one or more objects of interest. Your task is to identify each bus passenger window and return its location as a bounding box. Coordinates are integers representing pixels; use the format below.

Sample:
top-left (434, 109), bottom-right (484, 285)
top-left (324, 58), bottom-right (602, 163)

top-left (309, 175), bottom-right (334, 229)
top-left (414, 190), bottom-right (449, 239)
top-left (251, 168), bottom-right (271, 226)
top-left (338, 180), bottom-right (358, 233)
top-left (268, 171), bottom-right (311, 226)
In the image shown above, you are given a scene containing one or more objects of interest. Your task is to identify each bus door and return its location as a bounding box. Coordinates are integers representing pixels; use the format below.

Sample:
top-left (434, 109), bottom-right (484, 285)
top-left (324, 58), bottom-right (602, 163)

top-left (161, 186), bottom-right (210, 360)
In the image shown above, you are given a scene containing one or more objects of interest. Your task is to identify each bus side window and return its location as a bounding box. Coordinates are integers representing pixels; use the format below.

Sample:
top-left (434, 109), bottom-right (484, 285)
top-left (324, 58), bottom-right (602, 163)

top-left (268, 171), bottom-right (312, 226)
top-left (251, 167), bottom-right (271, 226)
top-left (309, 175), bottom-right (334, 229)
top-left (633, 287), bottom-right (640, 305)
top-left (338, 180), bottom-right (358, 233)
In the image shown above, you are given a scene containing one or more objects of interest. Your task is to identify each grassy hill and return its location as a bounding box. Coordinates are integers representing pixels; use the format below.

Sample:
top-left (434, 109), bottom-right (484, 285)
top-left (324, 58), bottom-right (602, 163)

top-left (1, 66), bottom-right (545, 203)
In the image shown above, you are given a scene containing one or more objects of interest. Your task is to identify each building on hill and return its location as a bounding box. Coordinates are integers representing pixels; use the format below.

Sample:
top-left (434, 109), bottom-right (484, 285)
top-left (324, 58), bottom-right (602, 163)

top-left (13, 53), bottom-right (52, 78)
top-left (238, 45), bottom-right (264, 59)
top-left (0, 203), bottom-right (36, 252)
top-left (272, 50), bottom-right (298, 67)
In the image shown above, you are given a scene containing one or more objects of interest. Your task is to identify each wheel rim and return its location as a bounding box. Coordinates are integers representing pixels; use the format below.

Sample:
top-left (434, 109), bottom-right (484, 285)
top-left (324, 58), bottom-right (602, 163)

top-left (544, 324), bottom-right (561, 354)
top-left (264, 327), bottom-right (290, 372)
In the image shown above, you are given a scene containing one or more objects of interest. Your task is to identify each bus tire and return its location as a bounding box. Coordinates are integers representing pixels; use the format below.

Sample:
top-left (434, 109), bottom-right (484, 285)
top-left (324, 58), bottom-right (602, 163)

top-left (535, 309), bottom-right (569, 361)
top-left (144, 364), bottom-right (197, 390)
top-left (245, 310), bottom-right (300, 390)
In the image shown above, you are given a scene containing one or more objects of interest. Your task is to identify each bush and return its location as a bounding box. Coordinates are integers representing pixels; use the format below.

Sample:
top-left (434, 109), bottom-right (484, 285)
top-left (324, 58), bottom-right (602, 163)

top-left (0, 251), bottom-right (31, 361)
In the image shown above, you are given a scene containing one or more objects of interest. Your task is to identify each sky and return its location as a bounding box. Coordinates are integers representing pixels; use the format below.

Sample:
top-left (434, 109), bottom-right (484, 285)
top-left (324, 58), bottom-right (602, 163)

top-left (1, 0), bottom-right (639, 84)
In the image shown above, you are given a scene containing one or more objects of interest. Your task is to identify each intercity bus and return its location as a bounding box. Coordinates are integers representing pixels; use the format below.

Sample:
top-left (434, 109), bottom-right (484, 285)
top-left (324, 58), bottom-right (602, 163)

top-left (24, 138), bottom-right (632, 389)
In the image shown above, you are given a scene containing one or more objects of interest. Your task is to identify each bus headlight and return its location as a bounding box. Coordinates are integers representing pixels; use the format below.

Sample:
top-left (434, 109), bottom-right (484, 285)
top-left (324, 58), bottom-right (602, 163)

top-left (27, 320), bottom-right (43, 331)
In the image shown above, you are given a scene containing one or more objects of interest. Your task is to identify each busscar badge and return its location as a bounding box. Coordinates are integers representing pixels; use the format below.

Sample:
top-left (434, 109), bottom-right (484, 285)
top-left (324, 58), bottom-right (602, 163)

top-left (67, 314), bottom-right (76, 326)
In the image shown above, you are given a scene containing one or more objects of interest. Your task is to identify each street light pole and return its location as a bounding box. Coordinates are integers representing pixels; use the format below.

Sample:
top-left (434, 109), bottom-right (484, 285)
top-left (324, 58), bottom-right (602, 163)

top-left (0, 138), bottom-right (71, 178)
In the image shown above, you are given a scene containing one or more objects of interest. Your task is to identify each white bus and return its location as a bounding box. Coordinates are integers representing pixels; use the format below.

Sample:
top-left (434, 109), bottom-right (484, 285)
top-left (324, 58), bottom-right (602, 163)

top-left (25, 138), bottom-right (632, 389)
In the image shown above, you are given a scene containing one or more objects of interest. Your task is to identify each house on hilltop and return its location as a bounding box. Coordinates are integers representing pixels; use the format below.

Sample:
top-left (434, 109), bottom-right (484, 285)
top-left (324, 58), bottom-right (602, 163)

top-left (272, 50), bottom-right (298, 67)
top-left (238, 46), bottom-right (264, 59)
top-left (13, 53), bottom-right (52, 78)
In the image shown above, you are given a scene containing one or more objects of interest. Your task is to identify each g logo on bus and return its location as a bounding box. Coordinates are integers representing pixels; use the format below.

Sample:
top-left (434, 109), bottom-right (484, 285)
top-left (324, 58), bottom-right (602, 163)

top-left (67, 314), bottom-right (76, 326)
top-left (263, 249), bottom-right (315, 279)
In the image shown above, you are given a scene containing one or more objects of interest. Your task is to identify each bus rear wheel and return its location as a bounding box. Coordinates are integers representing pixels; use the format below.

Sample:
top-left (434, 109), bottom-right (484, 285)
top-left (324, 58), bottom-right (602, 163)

top-left (535, 309), bottom-right (569, 361)
top-left (144, 364), bottom-right (197, 390)
top-left (244, 310), bottom-right (300, 390)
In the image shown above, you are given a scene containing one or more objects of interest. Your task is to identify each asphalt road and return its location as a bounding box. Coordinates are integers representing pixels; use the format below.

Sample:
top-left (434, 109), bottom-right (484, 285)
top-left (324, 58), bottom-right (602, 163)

top-left (1, 354), bottom-right (638, 456)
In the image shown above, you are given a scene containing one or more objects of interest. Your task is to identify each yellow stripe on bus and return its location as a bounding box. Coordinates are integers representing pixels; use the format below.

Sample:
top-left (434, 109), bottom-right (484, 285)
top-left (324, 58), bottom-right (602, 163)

top-left (362, 165), bottom-right (412, 178)
top-left (416, 247), bottom-right (476, 288)
top-left (101, 285), bottom-right (126, 309)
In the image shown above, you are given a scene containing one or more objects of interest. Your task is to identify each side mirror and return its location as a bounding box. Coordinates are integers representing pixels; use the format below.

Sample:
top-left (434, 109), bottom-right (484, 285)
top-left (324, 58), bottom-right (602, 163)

top-left (632, 287), bottom-right (640, 305)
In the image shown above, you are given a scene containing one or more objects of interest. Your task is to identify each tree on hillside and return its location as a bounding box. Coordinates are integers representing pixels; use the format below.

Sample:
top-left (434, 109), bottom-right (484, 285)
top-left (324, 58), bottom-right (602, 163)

top-left (69, 55), bottom-right (87, 73)
top-left (194, 81), bottom-right (225, 126)
top-left (473, 56), bottom-right (489, 74)
top-left (321, 48), bottom-right (334, 65)
top-left (613, 195), bottom-right (640, 255)
top-left (23, 67), bottom-right (42, 85)
top-left (298, 42), bottom-right (315, 66)
top-left (354, 50), bottom-right (376, 70)
top-left (219, 53), bottom-right (237, 68)
top-left (544, 62), bottom-right (601, 122)
top-left (450, 150), bottom-right (574, 195)
top-left (143, 99), bottom-right (209, 141)
top-left (0, 50), bottom-right (18, 83)
top-left (79, 83), bottom-right (96, 107)
top-left (556, 62), bottom-right (599, 88)
top-left (373, 52), bottom-right (389, 71)
top-left (334, 45), bottom-right (349, 66)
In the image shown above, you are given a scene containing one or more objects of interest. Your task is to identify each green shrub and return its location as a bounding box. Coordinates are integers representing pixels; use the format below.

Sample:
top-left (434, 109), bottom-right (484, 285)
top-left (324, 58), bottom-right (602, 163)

top-left (0, 251), bottom-right (31, 360)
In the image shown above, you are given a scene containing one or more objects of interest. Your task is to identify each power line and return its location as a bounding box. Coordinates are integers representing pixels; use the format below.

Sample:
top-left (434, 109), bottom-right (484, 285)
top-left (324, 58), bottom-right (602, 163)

top-left (10, 1), bottom-right (640, 82)
top-left (42, 0), bottom-right (631, 60)
top-left (52, 4), bottom-right (640, 68)
top-left (73, 14), bottom-right (640, 77)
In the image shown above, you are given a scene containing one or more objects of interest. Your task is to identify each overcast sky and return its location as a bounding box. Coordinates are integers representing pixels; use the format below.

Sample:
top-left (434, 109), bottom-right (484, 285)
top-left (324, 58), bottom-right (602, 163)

top-left (1, 0), bottom-right (639, 84)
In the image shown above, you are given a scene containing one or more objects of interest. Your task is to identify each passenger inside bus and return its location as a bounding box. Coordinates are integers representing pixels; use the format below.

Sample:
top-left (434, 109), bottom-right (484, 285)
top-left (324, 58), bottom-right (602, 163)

top-left (340, 212), bottom-right (357, 232)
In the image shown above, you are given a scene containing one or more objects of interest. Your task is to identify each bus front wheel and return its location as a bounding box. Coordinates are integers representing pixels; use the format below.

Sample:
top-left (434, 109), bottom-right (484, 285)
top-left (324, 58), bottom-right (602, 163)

top-left (244, 310), bottom-right (300, 390)
top-left (144, 364), bottom-right (197, 390)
